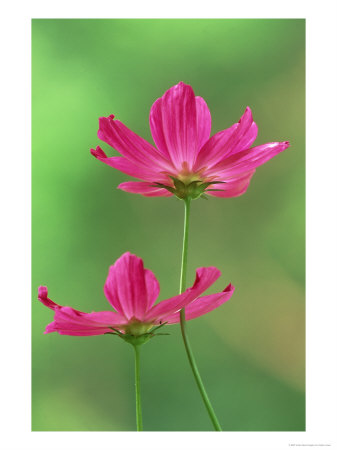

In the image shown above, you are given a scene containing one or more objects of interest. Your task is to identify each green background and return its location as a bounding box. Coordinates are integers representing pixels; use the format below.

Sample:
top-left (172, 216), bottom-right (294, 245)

top-left (32, 19), bottom-right (305, 431)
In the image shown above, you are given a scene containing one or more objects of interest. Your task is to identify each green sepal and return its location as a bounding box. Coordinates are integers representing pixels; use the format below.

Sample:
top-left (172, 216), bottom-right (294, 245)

top-left (148, 322), bottom-right (168, 333)
top-left (151, 178), bottom-right (226, 200)
top-left (169, 176), bottom-right (186, 190)
top-left (205, 181), bottom-right (226, 184)
top-left (109, 327), bottom-right (123, 335)
top-left (150, 183), bottom-right (176, 195)
top-left (105, 322), bottom-right (169, 347)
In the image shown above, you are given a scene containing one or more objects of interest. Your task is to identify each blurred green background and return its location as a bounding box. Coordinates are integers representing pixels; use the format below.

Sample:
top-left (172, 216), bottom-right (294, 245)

top-left (32, 19), bottom-right (305, 431)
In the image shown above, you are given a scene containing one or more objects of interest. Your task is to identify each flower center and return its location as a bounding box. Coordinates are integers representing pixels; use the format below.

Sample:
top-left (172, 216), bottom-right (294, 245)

top-left (154, 163), bottom-right (219, 199)
top-left (177, 161), bottom-right (205, 185)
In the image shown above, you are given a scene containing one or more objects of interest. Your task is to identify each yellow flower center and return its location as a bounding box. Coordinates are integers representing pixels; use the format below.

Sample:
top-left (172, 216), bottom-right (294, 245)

top-left (177, 161), bottom-right (205, 185)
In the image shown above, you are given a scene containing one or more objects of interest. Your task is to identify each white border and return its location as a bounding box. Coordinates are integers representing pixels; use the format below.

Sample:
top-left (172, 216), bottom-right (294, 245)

top-left (1, 1), bottom-right (337, 449)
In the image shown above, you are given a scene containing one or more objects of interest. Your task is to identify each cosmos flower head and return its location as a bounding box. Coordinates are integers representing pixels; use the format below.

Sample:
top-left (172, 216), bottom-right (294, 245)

top-left (38, 252), bottom-right (234, 344)
top-left (91, 82), bottom-right (289, 199)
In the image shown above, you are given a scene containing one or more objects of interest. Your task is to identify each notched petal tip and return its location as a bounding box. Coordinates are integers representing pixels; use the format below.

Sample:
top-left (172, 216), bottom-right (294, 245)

top-left (99, 114), bottom-right (115, 122)
top-left (97, 115), bottom-right (115, 136)
top-left (90, 146), bottom-right (107, 159)
top-left (270, 141), bottom-right (290, 152)
top-left (224, 283), bottom-right (235, 293)
top-left (194, 266), bottom-right (222, 286)
top-left (164, 81), bottom-right (194, 97)
top-left (239, 106), bottom-right (253, 122)
top-left (177, 81), bottom-right (191, 88)
top-left (116, 251), bottom-right (135, 263)
top-left (38, 285), bottom-right (48, 299)
top-left (38, 286), bottom-right (61, 311)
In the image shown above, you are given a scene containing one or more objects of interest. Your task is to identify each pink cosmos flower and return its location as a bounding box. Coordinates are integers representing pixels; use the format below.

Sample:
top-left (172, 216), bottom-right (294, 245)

top-left (91, 82), bottom-right (289, 198)
top-left (38, 252), bottom-right (234, 337)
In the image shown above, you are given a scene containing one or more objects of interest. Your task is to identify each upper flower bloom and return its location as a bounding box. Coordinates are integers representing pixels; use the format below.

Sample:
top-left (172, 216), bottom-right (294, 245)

top-left (91, 82), bottom-right (289, 199)
top-left (38, 252), bottom-right (234, 340)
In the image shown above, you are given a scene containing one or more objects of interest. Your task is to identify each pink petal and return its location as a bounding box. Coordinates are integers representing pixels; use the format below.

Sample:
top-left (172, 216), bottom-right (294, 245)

top-left (225, 106), bottom-right (255, 155)
top-left (233, 121), bottom-right (258, 154)
top-left (148, 98), bottom-right (171, 160)
top-left (195, 96), bottom-right (212, 150)
top-left (145, 267), bottom-right (221, 322)
top-left (193, 123), bottom-right (238, 170)
top-left (103, 252), bottom-right (153, 320)
top-left (98, 115), bottom-right (172, 171)
top-left (149, 82), bottom-right (198, 170)
top-left (144, 268), bottom-right (160, 309)
top-left (38, 286), bottom-right (60, 310)
top-left (91, 146), bottom-right (166, 182)
top-left (38, 288), bottom-right (127, 336)
top-left (118, 181), bottom-right (173, 197)
top-left (45, 326), bottom-right (111, 336)
top-left (206, 170), bottom-right (255, 198)
top-left (45, 307), bottom-right (126, 336)
top-left (194, 107), bottom-right (257, 170)
top-left (38, 286), bottom-right (85, 314)
top-left (211, 141), bottom-right (290, 177)
top-left (165, 283), bottom-right (235, 323)
top-left (53, 308), bottom-right (126, 327)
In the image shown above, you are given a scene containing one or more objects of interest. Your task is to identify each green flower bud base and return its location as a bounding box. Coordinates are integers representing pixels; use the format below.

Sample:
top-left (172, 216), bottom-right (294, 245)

top-left (152, 176), bottom-right (225, 200)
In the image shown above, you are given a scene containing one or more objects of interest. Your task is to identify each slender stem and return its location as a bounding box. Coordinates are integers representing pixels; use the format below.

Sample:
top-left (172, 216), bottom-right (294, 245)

top-left (133, 345), bottom-right (143, 431)
top-left (179, 197), bottom-right (191, 293)
top-left (179, 198), bottom-right (222, 431)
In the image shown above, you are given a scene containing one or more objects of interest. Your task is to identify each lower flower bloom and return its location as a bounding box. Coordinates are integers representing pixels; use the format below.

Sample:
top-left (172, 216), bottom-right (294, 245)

top-left (38, 252), bottom-right (234, 338)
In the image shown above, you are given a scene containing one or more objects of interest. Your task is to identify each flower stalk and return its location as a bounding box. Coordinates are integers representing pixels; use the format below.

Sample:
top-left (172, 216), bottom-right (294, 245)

top-left (133, 344), bottom-right (143, 431)
top-left (179, 198), bottom-right (222, 431)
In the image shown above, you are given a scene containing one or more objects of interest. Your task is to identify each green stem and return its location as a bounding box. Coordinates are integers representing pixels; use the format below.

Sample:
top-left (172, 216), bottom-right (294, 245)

top-left (179, 197), bottom-right (191, 294)
top-left (133, 345), bottom-right (143, 431)
top-left (179, 198), bottom-right (222, 431)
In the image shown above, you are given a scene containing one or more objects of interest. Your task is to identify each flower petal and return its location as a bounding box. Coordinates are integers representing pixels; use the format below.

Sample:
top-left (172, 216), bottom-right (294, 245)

top-left (206, 170), bottom-right (255, 198)
top-left (45, 326), bottom-right (110, 336)
top-left (164, 283), bottom-right (235, 323)
top-left (91, 147), bottom-right (165, 182)
top-left (144, 268), bottom-right (160, 309)
top-left (195, 96), bottom-right (212, 150)
top-left (45, 307), bottom-right (126, 336)
top-left (193, 124), bottom-right (238, 170)
top-left (98, 115), bottom-right (172, 170)
top-left (38, 287), bottom-right (126, 336)
top-left (103, 252), bottom-right (151, 320)
top-left (149, 82), bottom-right (198, 170)
top-left (195, 107), bottom-right (257, 170)
top-left (233, 121), bottom-right (258, 154)
top-left (38, 286), bottom-right (60, 311)
top-left (145, 267), bottom-right (221, 322)
top-left (118, 181), bottom-right (173, 197)
top-left (211, 141), bottom-right (290, 177)
top-left (148, 97), bottom-right (170, 160)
